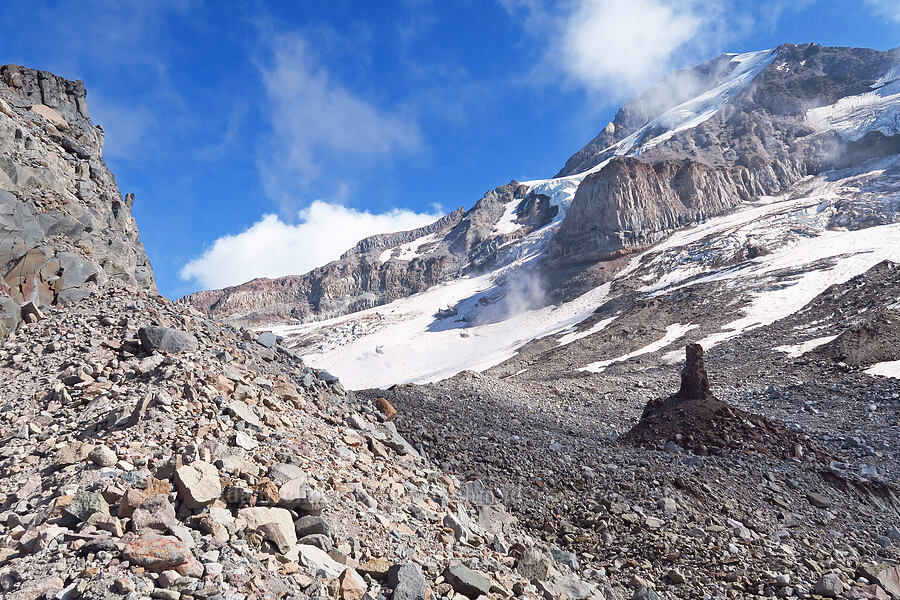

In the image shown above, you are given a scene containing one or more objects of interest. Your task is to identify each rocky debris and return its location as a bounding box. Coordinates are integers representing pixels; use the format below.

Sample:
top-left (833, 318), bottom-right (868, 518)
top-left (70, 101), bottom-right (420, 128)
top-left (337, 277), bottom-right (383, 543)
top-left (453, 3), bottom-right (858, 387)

top-left (0, 282), bottom-right (562, 600)
top-left (623, 344), bottom-right (828, 460)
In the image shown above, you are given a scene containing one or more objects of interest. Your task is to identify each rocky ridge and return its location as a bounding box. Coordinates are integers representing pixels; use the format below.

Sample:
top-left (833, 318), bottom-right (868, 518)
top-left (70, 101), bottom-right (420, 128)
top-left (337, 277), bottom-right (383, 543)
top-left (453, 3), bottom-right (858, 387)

top-left (182, 43), bottom-right (900, 330)
top-left (0, 64), bottom-right (155, 341)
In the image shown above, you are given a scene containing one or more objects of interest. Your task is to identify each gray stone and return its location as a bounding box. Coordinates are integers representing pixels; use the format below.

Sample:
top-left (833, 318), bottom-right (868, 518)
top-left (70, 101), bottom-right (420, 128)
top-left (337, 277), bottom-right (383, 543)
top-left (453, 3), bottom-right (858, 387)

top-left (632, 588), bottom-right (661, 600)
top-left (297, 543), bottom-right (344, 578)
top-left (550, 547), bottom-right (580, 571)
top-left (256, 332), bottom-right (276, 348)
top-left (814, 573), bottom-right (844, 598)
top-left (442, 564), bottom-right (493, 598)
top-left (88, 445), bottom-right (117, 467)
top-left (458, 479), bottom-right (494, 506)
top-left (228, 399), bottom-right (261, 428)
top-left (517, 547), bottom-right (552, 581)
top-left (295, 515), bottom-right (332, 538)
top-left (174, 462), bottom-right (221, 509)
top-left (138, 326), bottom-right (198, 354)
top-left (387, 563), bottom-right (428, 600)
top-left (131, 495), bottom-right (177, 532)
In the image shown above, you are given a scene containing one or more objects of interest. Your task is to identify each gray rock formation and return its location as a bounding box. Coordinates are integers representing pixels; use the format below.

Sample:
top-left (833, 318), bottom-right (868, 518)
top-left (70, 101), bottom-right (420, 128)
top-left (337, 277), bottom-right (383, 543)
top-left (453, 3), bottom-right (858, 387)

top-left (550, 44), bottom-right (900, 266)
top-left (0, 64), bottom-right (155, 340)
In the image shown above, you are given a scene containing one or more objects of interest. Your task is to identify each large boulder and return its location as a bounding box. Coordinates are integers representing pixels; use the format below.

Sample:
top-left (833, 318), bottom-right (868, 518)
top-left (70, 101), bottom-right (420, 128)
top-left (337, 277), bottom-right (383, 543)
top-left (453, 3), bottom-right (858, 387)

top-left (139, 326), bottom-right (199, 354)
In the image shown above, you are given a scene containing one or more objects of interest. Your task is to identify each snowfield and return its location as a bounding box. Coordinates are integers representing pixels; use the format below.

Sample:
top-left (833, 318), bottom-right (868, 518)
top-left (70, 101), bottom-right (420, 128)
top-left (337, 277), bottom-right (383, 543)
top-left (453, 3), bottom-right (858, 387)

top-left (806, 62), bottom-right (900, 140)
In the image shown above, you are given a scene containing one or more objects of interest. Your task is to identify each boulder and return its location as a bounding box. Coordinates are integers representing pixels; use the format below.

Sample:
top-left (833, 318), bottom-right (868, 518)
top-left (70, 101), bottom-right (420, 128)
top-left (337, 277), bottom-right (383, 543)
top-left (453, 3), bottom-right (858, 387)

top-left (442, 564), bottom-right (493, 598)
top-left (517, 547), bottom-right (552, 581)
top-left (387, 563), bottom-right (429, 600)
top-left (339, 568), bottom-right (368, 600)
top-left (66, 490), bottom-right (109, 522)
top-left (138, 326), bottom-right (198, 354)
top-left (131, 495), bottom-right (177, 532)
top-left (174, 462), bottom-right (221, 509)
top-left (236, 507), bottom-right (297, 552)
top-left (297, 543), bottom-right (344, 578)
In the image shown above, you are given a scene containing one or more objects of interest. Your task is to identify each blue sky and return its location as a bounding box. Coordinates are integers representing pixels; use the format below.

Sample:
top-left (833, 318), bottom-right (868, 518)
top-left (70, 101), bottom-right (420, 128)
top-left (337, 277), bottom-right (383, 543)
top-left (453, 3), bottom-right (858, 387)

top-left (1, 0), bottom-right (898, 298)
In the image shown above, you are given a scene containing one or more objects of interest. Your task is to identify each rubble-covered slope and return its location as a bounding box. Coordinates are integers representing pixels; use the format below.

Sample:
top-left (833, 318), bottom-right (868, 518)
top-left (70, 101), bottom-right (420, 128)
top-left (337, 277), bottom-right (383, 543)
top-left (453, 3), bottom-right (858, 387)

top-left (0, 282), bottom-right (616, 600)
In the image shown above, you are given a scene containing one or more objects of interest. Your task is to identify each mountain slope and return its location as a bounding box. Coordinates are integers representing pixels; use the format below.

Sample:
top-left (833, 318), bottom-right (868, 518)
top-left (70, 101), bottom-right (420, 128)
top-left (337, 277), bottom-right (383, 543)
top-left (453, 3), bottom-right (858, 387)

top-left (180, 43), bottom-right (900, 393)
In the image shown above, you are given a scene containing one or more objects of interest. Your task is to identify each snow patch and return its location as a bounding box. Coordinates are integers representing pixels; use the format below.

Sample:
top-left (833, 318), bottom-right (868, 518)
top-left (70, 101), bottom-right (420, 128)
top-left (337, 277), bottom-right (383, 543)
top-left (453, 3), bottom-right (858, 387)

top-left (557, 316), bottom-right (617, 346)
top-left (807, 64), bottom-right (900, 141)
top-left (579, 323), bottom-right (698, 373)
top-left (866, 360), bottom-right (900, 378)
top-left (775, 335), bottom-right (839, 359)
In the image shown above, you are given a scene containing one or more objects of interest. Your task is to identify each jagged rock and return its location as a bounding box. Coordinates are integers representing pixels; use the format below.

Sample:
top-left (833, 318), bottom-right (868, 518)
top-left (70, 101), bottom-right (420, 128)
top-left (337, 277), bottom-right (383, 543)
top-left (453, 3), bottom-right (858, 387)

top-left (459, 479), bottom-right (494, 506)
top-left (859, 563), bottom-right (900, 597)
top-left (387, 563), bottom-right (429, 600)
top-left (517, 547), bottom-right (553, 581)
top-left (339, 568), bottom-right (367, 600)
top-left (174, 462), bottom-right (221, 508)
top-left (131, 495), bottom-right (177, 532)
top-left (295, 515), bottom-right (331, 538)
top-left (138, 326), bottom-right (198, 354)
top-left (235, 507), bottom-right (297, 552)
top-left (679, 343), bottom-right (709, 398)
top-left (297, 544), bottom-right (344, 578)
top-left (257, 331), bottom-right (276, 348)
top-left (815, 573), bottom-right (844, 597)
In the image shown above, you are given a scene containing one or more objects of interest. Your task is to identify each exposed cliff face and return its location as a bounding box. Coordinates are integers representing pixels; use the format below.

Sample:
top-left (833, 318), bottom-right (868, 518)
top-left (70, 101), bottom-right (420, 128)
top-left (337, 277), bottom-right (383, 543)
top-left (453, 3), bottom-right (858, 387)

top-left (0, 64), bottom-right (155, 338)
top-left (548, 158), bottom-right (757, 264)
top-left (548, 44), bottom-right (900, 266)
top-left (184, 43), bottom-right (900, 332)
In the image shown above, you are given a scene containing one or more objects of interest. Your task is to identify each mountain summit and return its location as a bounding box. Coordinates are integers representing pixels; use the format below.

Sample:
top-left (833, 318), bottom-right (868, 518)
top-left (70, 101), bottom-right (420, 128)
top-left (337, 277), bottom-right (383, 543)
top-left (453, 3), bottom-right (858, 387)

top-left (183, 43), bottom-right (900, 390)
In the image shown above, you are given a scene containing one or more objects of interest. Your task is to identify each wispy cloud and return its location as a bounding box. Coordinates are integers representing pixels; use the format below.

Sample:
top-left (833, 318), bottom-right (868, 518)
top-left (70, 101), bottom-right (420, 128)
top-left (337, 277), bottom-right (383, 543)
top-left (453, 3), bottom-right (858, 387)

top-left (256, 33), bottom-right (421, 206)
top-left (499, 0), bottom-right (780, 100)
top-left (179, 200), bottom-right (444, 289)
top-left (865, 0), bottom-right (900, 23)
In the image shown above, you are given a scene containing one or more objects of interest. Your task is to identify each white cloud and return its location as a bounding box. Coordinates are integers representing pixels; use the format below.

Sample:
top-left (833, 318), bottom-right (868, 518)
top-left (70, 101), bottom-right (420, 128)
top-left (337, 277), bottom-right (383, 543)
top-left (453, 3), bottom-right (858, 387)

top-left (865, 0), bottom-right (900, 23)
top-left (561, 0), bottom-right (708, 91)
top-left (500, 0), bottom-right (742, 97)
top-left (258, 34), bottom-right (420, 199)
top-left (179, 201), bottom-right (444, 290)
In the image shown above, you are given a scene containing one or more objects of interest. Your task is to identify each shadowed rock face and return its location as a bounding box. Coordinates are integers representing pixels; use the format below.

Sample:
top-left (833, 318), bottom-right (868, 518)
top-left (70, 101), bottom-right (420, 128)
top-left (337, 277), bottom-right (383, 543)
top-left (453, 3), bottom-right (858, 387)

top-left (0, 64), bottom-right (156, 340)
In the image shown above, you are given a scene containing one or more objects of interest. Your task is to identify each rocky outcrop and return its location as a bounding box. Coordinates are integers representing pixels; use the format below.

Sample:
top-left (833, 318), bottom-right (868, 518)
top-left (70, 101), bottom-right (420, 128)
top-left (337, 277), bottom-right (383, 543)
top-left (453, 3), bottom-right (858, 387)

top-left (0, 64), bottom-right (155, 340)
top-left (343, 208), bottom-right (465, 257)
top-left (548, 44), bottom-right (900, 267)
top-left (548, 158), bottom-right (757, 264)
top-left (623, 344), bottom-right (828, 460)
